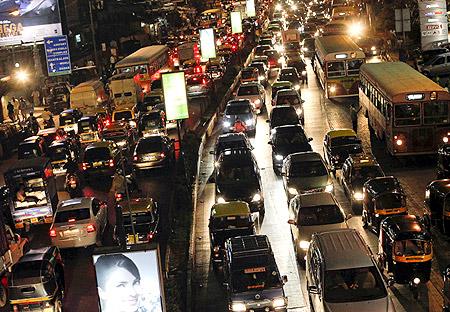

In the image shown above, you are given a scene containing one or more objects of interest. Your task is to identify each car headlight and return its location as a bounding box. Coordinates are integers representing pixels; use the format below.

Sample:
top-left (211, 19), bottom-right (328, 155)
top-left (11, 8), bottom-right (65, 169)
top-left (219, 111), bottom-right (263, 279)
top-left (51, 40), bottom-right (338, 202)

top-left (231, 302), bottom-right (246, 312)
top-left (278, 57), bottom-right (284, 64)
top-left (296, 107), bottom-right (303, 116)
top-left (254, 99), bottom-right (261, 105)
top-left (413, 277), bottom-right (421, 285)
top-left (299, 240), bottom-right (310, 250)
top-left (329, 85), bottom-right (336, 93)
top-left (301, 70), bottom-right (307, 76)
top-left (259, 75), bottom-right (266, 81)
top-left (217, 197), bottom-right (226, 203)
top-left (371, 46), bottom-right (376, 51)
top-left (213, 246), bottom-right (220, 252)
top-left (252, 193), bottom-right (261, 202)
top-left (223, 121), bottom-right (231, 128)
top-left (245, 119), bottom-right (253, 126)
top-left (288, 187), bottom-right (298, 195)
top-left (325, 183), bottom-right (333, 193)
top-left (272, 297), bottom-right (286, 308)
top-left (353, 191), bottom-right (364, 201)
top-left (275, 154), bottom-right (284, 161)
top-left (129, 120), bottom-right (136, 128)
top-left (425, 189), bottom-right (430, 199)
top-left (294, 84), bottom-right (300, 90)
top-left (116, 140), bottom-right (127, 147)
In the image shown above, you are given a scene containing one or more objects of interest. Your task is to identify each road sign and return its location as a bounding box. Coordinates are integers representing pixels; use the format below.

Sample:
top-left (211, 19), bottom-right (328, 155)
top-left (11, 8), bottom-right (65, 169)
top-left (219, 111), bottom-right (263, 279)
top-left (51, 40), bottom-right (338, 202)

top-left (44, 35), bottom-right (72, 77)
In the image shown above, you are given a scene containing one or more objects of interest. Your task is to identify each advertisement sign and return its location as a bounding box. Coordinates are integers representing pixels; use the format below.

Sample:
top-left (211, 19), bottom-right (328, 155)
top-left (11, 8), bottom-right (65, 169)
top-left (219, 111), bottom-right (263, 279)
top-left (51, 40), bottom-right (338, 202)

top-left (246, 0), bottom-right (256, 17)
top-left (199, 28), bottom-right (216, 59)
top-left (93, 249), bottom-right (166, 312)
top-left (0, 0), bottom-right (63, 46)
top-left (418, 0), bottom-right (448, 50)
top-left (231, 11), bottom-right (243, 34)
top-left (44, 35), bottom-right (71, 76)
top-left (162, 71), bottom-right (189, 120)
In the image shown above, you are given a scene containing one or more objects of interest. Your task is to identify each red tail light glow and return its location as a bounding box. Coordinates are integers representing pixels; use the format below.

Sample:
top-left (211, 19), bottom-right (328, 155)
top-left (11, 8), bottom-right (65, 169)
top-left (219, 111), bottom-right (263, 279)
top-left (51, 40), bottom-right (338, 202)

top-left (147, 233), bottom-right (154, 241)
top-left (82, 163), bottom-right (88, 171)
top-left (133, 155), bottom-right (138, 161)
top-left (68, 218), bottom-right (76, 223)
top-left (86, 224), bottom-right (96, 233)
top-left (49, 229), bottom-right (57, 237)
top-left (160, 152), bottom-right (165, 158)
top-left (109, 159), bottom-right (114, 167)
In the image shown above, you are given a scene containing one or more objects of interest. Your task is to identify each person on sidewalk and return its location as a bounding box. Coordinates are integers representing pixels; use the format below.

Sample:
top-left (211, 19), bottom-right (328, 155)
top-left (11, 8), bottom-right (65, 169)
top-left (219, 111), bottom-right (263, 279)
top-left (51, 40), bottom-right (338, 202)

top-left (32, 89), bottom-right (40, 107)
top-left (7, 101), bottom-right (15, 121)
top-left (350, 103), bottom-right (361, 131)
top-left (11, 97), bottom-right (19, 121)
top-left (19, 97), bottom-right (27, 120)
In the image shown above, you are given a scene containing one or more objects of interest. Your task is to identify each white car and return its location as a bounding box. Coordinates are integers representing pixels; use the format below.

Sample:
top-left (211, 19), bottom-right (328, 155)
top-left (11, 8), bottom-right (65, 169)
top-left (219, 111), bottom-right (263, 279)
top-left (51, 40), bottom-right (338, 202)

top-left (234, 82), bottom-right (266, 113)
top-left (50, 197), bottom-right (108, 248)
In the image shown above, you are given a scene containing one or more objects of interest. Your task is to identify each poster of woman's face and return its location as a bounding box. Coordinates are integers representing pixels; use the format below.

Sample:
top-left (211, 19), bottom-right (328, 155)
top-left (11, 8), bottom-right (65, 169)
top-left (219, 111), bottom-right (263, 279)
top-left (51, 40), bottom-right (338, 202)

top-left (93, 250), bottom-right (164, 312)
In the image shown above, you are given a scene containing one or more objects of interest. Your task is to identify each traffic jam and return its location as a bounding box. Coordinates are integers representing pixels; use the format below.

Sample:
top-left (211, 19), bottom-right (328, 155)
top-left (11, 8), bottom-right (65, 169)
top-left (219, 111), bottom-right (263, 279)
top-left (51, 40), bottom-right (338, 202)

top-left (0, 0), bottom-right (450, 310)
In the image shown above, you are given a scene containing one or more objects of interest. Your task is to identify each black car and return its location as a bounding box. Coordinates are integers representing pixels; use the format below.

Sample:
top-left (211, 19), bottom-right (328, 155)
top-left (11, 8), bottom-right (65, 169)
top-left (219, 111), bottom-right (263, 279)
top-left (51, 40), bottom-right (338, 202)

top-left (269, 125), bottom-right (313, 173)
top-left (286, 58), bottom-right (307, 83)
top-left (323, 129), bottom-right (363, 173)
top-left (81, 141), bottom-right (123, 178)
top-left (101, 121), bottom-right (136, 155)
top-left (215, 148), bottom-right (264, 215)
top-left (268, 105), bottom-right (300, 130)
top-left (132, 135), bottom-right (175, 172)
top-left (211, 133), bottom-right (253, 160)
top-left (9, 246), bottom-right (64, 312)
top-left (279, 67), bottom-right (302, 90)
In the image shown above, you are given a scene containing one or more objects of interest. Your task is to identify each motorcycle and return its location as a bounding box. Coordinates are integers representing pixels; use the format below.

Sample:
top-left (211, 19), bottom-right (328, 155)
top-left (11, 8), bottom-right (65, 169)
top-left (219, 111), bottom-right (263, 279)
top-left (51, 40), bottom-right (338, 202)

top-left (65, 173), bottom-right (83, 198)
top-left (25, 116), bottom-right (40, 135)
top-left (43, 116), bottom-right (55, 129)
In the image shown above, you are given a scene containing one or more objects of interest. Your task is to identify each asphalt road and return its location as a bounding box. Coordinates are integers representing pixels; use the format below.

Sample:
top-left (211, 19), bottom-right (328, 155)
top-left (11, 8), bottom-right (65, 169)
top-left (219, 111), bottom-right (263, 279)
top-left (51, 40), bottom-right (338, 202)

top-left (192, 55), bottom-right (447, 312)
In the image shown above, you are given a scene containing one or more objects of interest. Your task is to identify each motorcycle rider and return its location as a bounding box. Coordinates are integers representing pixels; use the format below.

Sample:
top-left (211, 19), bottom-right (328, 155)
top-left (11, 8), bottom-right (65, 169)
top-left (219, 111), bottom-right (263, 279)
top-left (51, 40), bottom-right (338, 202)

top-left (233, 116), bottom-right (247, 133)
top-left (26, 112), bottom-right (40, 135)
top-left (64, 159), bottom-right (82, 198)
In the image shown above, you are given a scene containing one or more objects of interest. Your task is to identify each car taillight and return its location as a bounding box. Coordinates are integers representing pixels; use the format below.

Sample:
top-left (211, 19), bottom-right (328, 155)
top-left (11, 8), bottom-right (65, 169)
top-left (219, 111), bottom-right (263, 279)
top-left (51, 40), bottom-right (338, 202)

top-left (87, 224), bottom-right (96, 233)
top-left (147, 233), bottom-right (154, 241)
top-left (115, 193), bottom-right (123, 200)
top-left (160, 152), bottom-right (165, 158)
top-left (109, 159), bottom-right (114, 167)
top-left (104, 119), bottom-right (111, 126)
top-left (133, 155), bottom-right (138, 161)
top-left (49, 229), bottom-right (57, 237)
top-left (13, 305), bottom-right (18, 312)
top-left (202, 78), bottom-right (207, 85)
top-left (82, 162), bottom-right (88, 171)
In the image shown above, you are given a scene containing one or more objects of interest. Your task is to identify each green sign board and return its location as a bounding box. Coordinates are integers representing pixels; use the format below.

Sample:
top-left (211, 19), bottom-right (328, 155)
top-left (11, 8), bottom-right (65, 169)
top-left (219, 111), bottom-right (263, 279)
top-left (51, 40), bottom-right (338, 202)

top-left (199, 28), bottom-right (216, 59)
top-left (246, 0), bottom-right (256, 17)
top-left (231, 11), bottom-right (242, 34)
top-left (162, 71), bottom-right (189, 120)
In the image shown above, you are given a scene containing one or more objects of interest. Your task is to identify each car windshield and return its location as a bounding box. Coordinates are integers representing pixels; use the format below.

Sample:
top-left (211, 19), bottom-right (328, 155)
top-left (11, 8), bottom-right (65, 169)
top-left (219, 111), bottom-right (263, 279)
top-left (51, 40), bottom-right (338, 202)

top-left (144, 96), bottom-right (162, 106)
top-left (13, 176), bottom-right (48, 210)
top-left (289, 160), bottom-right (327, 177)
top-left (218, 164), bottom-right (256, 183)
top-left (324, 266), bottom-right (387, 303)
top-left (394, 239), bottom-right (432, 256)
top-left (48, 146), bottom-right (68, 162)
top-left (330, 136), bottom-right (360, 147)
top-left (84, 147), bottom-right (111, 162)
top-left (298, 205), bottom-right (344, 226)
top-left (225, 104), bottom-right (251, 115)
top-left (114, 111), bottom-right (132, 121)
top-left (237, 85), bottom-right (259, 96)
top-left (271, 109), bottom-right (299, 127)
top-left (351, 166), bottom-right (384, 185)
top-left (241, 70), bottom-right (256, 79)
top-left (55, 208), bottom-right (90, 223)
top-left (137, 139), bottom-right (162, 153)
top-left (123, 211), bottom-right (156, 233)
top-left (231, 265), bottom-right (282, 293)
top-left (275, 131), bottom-right (308, 145)
top-left (375, 193), bottom-right (405, 209)
top-left (277, 94), bottom-right (300, 105)
top-left (13, 261), bottom-right (43, 280)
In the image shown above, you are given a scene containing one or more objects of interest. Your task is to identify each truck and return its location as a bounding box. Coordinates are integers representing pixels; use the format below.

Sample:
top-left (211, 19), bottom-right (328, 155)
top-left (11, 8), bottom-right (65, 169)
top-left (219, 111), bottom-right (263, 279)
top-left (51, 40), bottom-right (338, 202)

top-left (282, 29), bottom-right (301, 46)
top-left (70, 79), bottom-right (110, 115)
top-left (109, 72), bottom-right (144, 110)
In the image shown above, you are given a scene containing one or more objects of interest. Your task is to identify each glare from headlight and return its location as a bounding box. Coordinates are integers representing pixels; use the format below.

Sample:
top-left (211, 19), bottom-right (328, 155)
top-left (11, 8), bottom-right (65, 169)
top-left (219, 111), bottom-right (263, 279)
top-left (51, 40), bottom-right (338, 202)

top-left (296, 107), bottom-right (303, 116)
top-left (252, 193), bottom-right (261, 202)
top-left (272, 297), bottom-right (286, 308)
top-left (288, 187), bottom-right (298, 195)
top-left (275, 3), bottom-right (282, 10)
top-left (413, 277), bottom-right (421, 285)
top-left (302, 47), bottom-right (308, 52)
top-left (259, 75), bottom-right (265, 81)
top-left (353, 191), bottom-right (364, 201)
top-left (329, 85), bottom-right (336, 93)
top-left (291, 4), bottom-right (297, 10)
top-left (217, 197), bottom-right (226, 203)
top-left (302, 70), bottom-right (307, 76)
top-left (116, 140), bottom-right (127, 147)
top-left (129, 121), bottom-right (136, 127)
top-left (294, 84), bottom-right (300, 90)
top-left (231, 302), bottom-right (246, 312)
top-left (371, 46), bottom-right (376, 51)
top-left (275, 154), bottom-right (284, 161)
top-left (213, 246), bottom-right (220, 252)
top-left (278, 57), bottom-right (284, 64)
top-left (325, 183), bottom-right (333, 193)
top-left (223, 121), bottom-right (231, 127)
top-left (299, 240), bottom-right (310, 250)
top-left (443, 136), bottom-right (449, 143)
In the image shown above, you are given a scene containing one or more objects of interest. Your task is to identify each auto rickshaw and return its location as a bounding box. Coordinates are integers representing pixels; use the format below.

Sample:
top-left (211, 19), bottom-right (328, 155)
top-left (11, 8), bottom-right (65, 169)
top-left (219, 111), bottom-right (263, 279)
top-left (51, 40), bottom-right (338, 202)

top-left (47, 138), bottom-right (79, 176)
top-left (208, 201), bottom-right (255, 268)
top-left (138, 110), bottom-right (166, 136)
top-left (378, 215), bottom-right (432, 299)
top-left (425, 179), bottom-right (450, 233)
top-left (437, 143), bottom-right (450, 178)
top-left (77, 116), bottom-right (100, 145)
top-left (362, 176), bottom-right (407, 231)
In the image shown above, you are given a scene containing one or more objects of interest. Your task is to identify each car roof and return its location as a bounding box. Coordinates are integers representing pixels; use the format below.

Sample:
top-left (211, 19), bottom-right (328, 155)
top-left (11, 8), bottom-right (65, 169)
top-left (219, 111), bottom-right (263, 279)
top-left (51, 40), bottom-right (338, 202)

top-left (17, 246), bottom-right (57, 264)
top-left (381, 215), bottom-right (431, 241)
top-left (49, 139), bottom-right (69, 147)
top-left (276, 89), bottom-right (298, 96)
top-left (211, 201), bottom-right (251, 217)
top-left (314, 229), bottom-right (374, 270)
top-left (298, 192), bottom-right (336, 207)
top-left (327, 128), bottom-right (357, 138)
top-left (428, 179), bottom-right (450, 194)
top-left (289, 151), bottom-right (322, 162)
top-left (271, 105), bottom-right (296, 111)
top-left (119, 198), bottom-right (156, 215)
top-left (280, 67), bottom-right (297, 72)
top-left (273, 124), bottom-right (303, 133)
top-left (37, 128), bottom-right (57, 135)
top-left (58, 197), bottom-right (93, 211)
top-left (217, 133), bottom-right (247, 143)
top-left (86, 141), bottom-right (112, 149)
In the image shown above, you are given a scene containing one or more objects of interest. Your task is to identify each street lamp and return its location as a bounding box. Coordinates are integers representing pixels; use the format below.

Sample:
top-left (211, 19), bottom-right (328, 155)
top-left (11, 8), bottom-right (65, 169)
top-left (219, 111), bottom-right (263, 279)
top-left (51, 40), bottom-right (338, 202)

top-left (15, 69), bottom-right (29, 83)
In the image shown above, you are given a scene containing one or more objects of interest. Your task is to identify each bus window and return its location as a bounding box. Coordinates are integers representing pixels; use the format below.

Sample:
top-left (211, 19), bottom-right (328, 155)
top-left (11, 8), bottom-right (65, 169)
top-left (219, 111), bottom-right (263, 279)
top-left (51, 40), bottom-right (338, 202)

top-left (424, 101), bottom-right (449, 124)
top-left (394, 103), bottom-right (421, 126)
top-left (327, 61), bottom-right (345, 77)
top-left (347, 60), bottom-right (363, 75)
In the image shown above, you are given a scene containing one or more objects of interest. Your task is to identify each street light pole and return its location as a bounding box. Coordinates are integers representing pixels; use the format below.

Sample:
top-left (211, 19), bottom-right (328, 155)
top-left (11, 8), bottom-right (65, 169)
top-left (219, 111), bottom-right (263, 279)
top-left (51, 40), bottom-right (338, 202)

top-left (89, 0), bottom-right (101, 74)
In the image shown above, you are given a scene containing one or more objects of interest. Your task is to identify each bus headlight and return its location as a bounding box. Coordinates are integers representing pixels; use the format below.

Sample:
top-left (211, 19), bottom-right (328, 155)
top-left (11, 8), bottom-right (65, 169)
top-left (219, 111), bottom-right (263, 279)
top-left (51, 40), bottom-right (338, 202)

top-left (425, 189), bottom-right (430, 199)
top-left (231, 302), bottom-right (246, 312)
top-left (294, 84), bottom-right (300, 90)
top-left (217, 197), bottom-right (226, 203)
top-left (353, 191), bottom-right (364, 201)
top-left (413, 277), bottom-right (421, 285)
top-left (288, 187), bottom-right (298, 195)
top-left (299, 240), bottom-right (310, 250)
top-left (329, 85), bottom-right (336, 93)
top-left (272, 297), bottom-right (286, 308)
top-left (396, 139), bottom-right (403, 146)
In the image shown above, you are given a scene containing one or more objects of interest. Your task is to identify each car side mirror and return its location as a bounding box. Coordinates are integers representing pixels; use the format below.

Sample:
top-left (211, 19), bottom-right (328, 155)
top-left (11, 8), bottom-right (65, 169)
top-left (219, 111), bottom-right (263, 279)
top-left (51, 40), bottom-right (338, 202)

top-left (268, 141), bottom-right (272, 145)
top-left (386, 276), bottom-right (395, 287)
top-left (282, 275), bottom-right (288, 284)
top-left (346, 214), bottom-right (352, 221)
top-left (308, 285), bottom-right (319, 294)
top-left (209, 150), bottom-right (215, 155)
top-left (287, 219), bottom-right (296, 225)
top-left (266, 119), bottom-right (270, 123)
top-left (308, 137), bottom-right (313, 142)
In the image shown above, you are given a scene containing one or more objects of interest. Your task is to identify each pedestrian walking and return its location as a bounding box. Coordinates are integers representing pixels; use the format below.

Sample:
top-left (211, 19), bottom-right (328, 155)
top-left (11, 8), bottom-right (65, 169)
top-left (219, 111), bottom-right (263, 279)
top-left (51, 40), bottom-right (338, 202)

top-left (7, 101), bottom-right (14, 121)
top-left (11, 97), bottom-right (19, 121)
top-left (32, 89), bottom-right (40, 107)
top-left (350, 103), bottom-right (361, 131)
top-left (18, 97), bottom-right (27, 121)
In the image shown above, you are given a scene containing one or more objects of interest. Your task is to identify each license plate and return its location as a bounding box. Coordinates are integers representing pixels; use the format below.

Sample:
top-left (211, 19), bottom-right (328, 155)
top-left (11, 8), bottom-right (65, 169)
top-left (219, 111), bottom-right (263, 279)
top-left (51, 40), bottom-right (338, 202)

top-left (64, 229), bottom-right (79, 237)
top-left (93, 161), bottom-right (102, 167)
top-left (143, 155), bottom-right (156, 161)
top-left (31, 218), bottom-right (38, 224)
top-left (127, 234), bottom-right (139, 243)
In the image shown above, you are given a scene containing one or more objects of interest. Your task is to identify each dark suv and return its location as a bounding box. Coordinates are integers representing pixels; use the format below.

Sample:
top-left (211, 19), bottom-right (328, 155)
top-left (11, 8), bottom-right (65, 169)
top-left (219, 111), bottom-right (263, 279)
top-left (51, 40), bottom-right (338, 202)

top-left (81, 141), bottom-right (123, 178)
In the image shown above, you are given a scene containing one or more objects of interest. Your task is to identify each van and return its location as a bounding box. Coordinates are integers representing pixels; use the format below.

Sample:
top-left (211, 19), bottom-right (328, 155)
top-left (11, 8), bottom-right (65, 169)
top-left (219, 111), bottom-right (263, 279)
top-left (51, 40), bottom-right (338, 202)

top-left (109, 73), bottom-right (144, 109)
top-left (224, 235), bottom-right (288, 312)
top-left (306, 229), bottom-right (395, 312)
top-left (70, 80), bottom-right (109, 115)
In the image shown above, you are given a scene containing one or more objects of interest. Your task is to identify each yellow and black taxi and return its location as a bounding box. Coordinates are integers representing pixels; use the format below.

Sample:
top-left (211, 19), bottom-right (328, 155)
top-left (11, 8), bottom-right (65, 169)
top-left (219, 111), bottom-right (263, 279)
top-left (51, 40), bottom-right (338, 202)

top-left (323, 129), bottom-right (362, 174)
top-left (115, 197), bottom-right (159, 246)
top-left (77, 116), bottom-right (100, 145)
top-left (341, 153), bottom-right (385, 209)
top-left (208, 201), bottom-right (254, 267)
top-left (47, 138), bottom-right (79, 176)
top-left (362, 176), bottom-right (407, 232)
top-left (425, 179), bottom-right (450, 234)
top-left (9, 246), bottom-right (64, 312)
top-left (378, 215), bottom-right (432, 298)
top-left (224, 235), bottom-right (288, 312)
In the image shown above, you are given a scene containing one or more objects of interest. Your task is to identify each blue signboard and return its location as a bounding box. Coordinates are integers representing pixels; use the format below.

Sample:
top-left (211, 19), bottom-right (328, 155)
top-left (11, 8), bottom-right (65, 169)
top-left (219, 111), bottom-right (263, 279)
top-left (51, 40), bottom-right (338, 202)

top-left (44, 35), bottom-right (71, 76)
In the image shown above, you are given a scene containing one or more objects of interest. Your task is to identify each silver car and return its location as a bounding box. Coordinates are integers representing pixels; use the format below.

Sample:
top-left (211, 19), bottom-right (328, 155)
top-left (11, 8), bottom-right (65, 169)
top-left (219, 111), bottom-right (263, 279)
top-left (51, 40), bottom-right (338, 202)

top-left (222, 99), bottom-right (257, 135)
top-left (50, 197), bottom-right (107, 248)
top-left (234, 82), bottom-right (266, 113)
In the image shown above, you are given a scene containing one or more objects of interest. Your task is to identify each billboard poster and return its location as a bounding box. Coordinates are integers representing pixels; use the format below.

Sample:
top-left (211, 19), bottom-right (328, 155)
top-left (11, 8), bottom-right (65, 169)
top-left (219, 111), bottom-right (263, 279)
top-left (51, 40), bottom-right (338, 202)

top-left (162, 71), bottom-right (189, 120)
top-left (419, 0), bottom-right (448, 50)
top-left (231, 11), bottom-right (242, 34)
top-left (0, 0), bottom-right (63, 46)
top-left (199, 28), bottom-right (216, 60)
top-left (93, 249), bottom-right (166, 312)
top-left (246, 0), bottom-right (256, 17)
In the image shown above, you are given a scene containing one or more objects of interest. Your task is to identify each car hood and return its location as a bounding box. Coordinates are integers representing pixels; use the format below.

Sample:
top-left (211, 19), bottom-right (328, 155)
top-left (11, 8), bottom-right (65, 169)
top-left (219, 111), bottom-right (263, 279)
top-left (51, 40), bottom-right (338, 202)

top-left (273, 144), bottom-right (312, 156)
top-left (288, 175), bottom-right (329, 191)
top-left (298, 222), bottom-right (347, 241)
top-left (224, 114), bottom-right (254, 122)
top-left (216, 183), bottom-right (259, 199)
top-left (324, 296), bottom-right (391, 312)
top-left (230, 287), bottom-right (285, 304)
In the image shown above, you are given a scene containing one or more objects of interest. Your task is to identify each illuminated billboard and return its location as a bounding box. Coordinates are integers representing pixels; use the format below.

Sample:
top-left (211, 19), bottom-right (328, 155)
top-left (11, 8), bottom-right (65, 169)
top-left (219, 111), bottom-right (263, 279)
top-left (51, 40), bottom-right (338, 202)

top-left (199, 28), bottom-right (216, 59)
top-left (419, 0), bottom-right (448, 50)
top-left (93, 249), bottom-right (166, 312)
top-left (0, 0), bottom-right (63, 46)
top-left (162, 71), bottom-right (189, 120)
top-left (231, 11), bottom-right (242, 34)
top-left (246, 0), bottom-right (256, 17)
